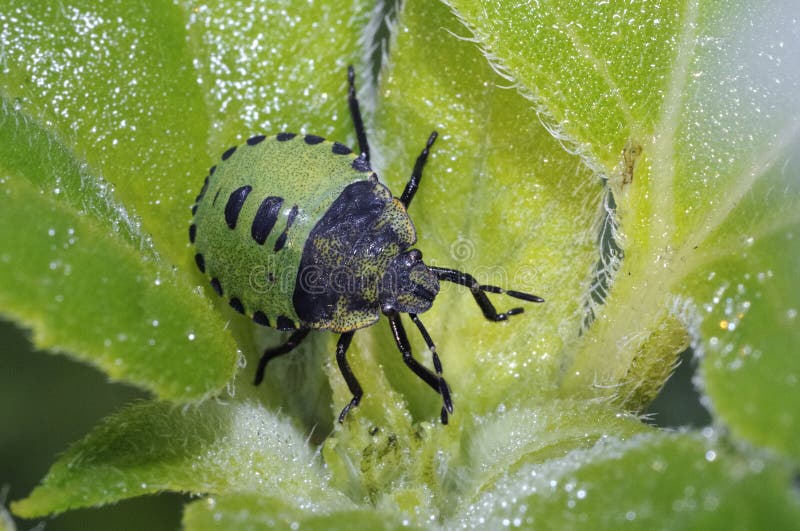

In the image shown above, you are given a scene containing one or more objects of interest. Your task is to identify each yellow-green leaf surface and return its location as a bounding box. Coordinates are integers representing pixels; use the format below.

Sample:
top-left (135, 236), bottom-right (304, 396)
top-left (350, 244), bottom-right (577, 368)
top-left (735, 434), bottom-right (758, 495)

top-left (455, 432), bottom-right (800, 529)
top-left (183, 493), bottom-right (418, 531)
top-left (445, 0), bottom-right (800, 456)
top-left (0, 100), bottom-right (238, 401)
top-left (11, 400), bottom-right (349, 519)
top-left (680, 148), bottom-right (800, 457)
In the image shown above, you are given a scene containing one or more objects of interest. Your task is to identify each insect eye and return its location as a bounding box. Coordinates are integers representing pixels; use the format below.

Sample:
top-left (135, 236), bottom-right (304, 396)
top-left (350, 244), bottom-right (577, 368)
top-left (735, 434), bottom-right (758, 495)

top-left (408, 249), bottom-right (423, 261)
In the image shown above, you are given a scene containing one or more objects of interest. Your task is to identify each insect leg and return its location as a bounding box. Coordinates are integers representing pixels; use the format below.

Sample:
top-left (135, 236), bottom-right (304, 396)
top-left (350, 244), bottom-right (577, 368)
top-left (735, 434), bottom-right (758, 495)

top-left (254, 328), bottom-right (310, 385)
top-left (347, 66), bottom-right (370, 164)
top-left (409, 313), bottom-right (452, 423)
top-left (400, 131), bottom-right (438, 209)
top-left (336, 331), bottom-right (362, 423)
top-left (386, 310), bottom-right (453, 424)
top-left (430, 266), bottom-right (544, 322)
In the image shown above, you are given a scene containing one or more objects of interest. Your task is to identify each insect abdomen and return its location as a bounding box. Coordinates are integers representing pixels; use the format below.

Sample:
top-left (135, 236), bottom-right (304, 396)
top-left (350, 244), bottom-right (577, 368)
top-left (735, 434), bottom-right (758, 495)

top-left (191, 134), bottom-right (371, 330)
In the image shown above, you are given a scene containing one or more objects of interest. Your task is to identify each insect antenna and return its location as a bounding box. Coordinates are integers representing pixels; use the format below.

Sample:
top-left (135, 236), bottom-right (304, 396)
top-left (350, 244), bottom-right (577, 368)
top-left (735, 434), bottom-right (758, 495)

top-left (429, 266), bottom-right (543, 322)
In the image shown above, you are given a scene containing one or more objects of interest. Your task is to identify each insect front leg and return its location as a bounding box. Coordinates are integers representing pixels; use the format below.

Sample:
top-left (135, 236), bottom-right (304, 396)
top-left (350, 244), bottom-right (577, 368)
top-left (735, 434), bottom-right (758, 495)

top-left (347, 66), bottom-right (370, 163)
top-left (386, 310), bottom-right (453, 424)
top-left (400, 131), bottom-right (438, 209)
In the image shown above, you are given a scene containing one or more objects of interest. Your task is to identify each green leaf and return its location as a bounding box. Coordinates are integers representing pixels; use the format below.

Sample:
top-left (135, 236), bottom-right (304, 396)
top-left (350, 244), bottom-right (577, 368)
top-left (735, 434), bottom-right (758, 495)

top-left (11, 399), bottom-right (347, 518)
top-left (453, 432), bottom-right (800, 528)
top-left (444, 0), bottom-right (800, 456)
top-left (183, 494), bottom-right (417, 531)
top-left (681, 146), bottom-right (800, 457)
top-left (0, 102), bottom-right (238, 401)
top-left (0, 1), bottom-right (207, 269)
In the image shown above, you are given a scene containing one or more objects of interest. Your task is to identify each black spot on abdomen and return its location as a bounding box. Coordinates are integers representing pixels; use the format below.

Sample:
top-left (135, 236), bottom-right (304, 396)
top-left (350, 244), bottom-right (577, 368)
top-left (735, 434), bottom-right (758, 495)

top-left (253, 311), bottom-right (270, 326)
top-left (251, 196), bottom-right (284, 245)
top-left (195, 176), bottom-right (209, 203)
top-left (222, 146), bottom-right (237, 160)
top-left (276, 316), bottom-right (296, 330)
top-left (194, 253), bottom-right (205, 273)
top-left (229, 297), bottom-right (244, 314)
top-left (304, 134), bottom-right (324, 145)
top-left (210, 277), bottom-right (223, 296)
top-left (273, 205), bottom-right (299, 252)
top-left (225, 185), bottom-right (252, 229)
top-left (332, 142), bottom-right (352, 155)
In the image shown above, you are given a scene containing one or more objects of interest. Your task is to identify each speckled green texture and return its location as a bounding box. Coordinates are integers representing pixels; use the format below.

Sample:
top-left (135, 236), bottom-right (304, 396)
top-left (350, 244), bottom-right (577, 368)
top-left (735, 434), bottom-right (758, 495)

top-left (193, 135), bottom-right (369, 327)
top-left (191, 133), bottom-right (421, 333)
top-left (298, 185), bottom-right (417, 332)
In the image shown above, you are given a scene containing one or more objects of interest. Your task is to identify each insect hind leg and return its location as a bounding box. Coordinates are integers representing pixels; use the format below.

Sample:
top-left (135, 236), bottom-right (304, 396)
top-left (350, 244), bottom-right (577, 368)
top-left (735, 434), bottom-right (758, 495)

top-left (254, 328), bottom-right (310, 385)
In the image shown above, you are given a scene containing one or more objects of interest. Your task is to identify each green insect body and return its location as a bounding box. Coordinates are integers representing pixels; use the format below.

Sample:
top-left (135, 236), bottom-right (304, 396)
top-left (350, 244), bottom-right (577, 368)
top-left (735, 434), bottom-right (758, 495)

top-left (190, 67), bottom-right (543, 425)
top-left (191, 133), bottom-right (416, 332)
